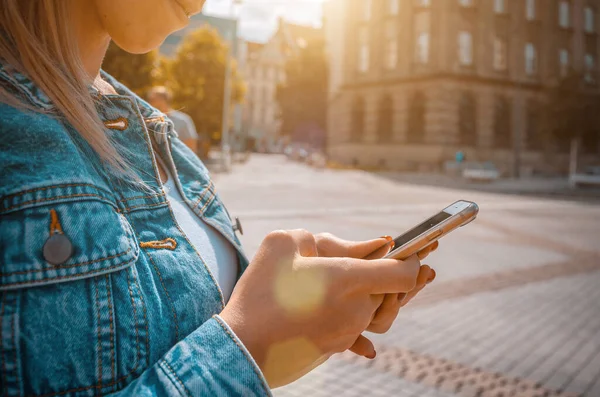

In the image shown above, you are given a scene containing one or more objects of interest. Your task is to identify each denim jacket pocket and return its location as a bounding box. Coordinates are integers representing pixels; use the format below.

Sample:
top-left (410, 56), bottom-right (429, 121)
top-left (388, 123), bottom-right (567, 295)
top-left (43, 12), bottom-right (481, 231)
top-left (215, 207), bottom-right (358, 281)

top-left (0, 187), bottom-right (148, 397)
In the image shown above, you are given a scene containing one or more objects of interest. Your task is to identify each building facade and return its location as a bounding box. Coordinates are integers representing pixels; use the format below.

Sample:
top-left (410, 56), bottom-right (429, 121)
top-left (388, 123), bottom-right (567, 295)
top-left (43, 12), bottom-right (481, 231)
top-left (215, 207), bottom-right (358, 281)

top-left (325, 0), bottom-right (600, 175)
top-left (242, 20), bottom-right (322, 150)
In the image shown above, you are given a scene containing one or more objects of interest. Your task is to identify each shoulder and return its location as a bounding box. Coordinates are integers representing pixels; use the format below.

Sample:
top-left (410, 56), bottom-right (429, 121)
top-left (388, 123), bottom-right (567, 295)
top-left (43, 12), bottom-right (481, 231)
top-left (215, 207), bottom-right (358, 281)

top-left (0, 103), bottom-right (110, 199)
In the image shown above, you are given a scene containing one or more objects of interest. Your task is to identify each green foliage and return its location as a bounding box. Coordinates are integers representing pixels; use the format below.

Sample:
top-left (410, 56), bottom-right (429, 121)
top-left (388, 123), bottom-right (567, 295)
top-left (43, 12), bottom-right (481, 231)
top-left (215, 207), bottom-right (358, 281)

top-left (102, 42), bottom-right (157, 96)
top-left (164, 27), bottom-right (245, 142)
top-left (276, 37), bottom-right (328, 145)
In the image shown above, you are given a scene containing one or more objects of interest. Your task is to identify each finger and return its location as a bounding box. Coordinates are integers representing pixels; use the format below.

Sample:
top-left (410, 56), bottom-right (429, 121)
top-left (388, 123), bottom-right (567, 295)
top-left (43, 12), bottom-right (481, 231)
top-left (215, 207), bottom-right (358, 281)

top-left (417, 241), bottom-right (439, 260)
top-left (367, 293), bottom-right (401, 334)
top-left (287, 229), bottom-right (318, 257)
top-left (341, 254), bottom-right (421, 294)
top-left (348, 334), bottom-right (376, 359)
top-left (400, 266), bottom-right (436, 307)
top-left (316, 234), bottom-right (392, 259)
top-left (362, 237), bottom-right (395, 260)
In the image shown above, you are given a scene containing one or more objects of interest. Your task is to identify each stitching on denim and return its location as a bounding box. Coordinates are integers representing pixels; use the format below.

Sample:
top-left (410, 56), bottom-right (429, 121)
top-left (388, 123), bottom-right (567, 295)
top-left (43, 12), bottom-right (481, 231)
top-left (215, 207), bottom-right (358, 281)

top-left (191, 183), bottom-right (215, 211)
top-left (95, 278), bottom-right (103, 392)
top-left (105, 274), bottom-right (116, 386)
top-left (22, 262), bottom-right (145, 397)
top-left (199, 190), bottom-right (216, 215)
top-left (163, 195), bottom-right (225, 309)
top-left (141, 249), bottom-right (180, 341)
top-left (103, 117), bottom-right (129, 131)
top-left (125, 270), bottom-right (143, 374)
top-left (117, 192), bottom-right (165, 203)
top-left (2, 256), bottom-right (136, 289)
top-left (1, 183), bottom-right (113, 202)
top-left (121, 200), bottom-right (168, 212)
top-left (1, 293), bottom-right (7, 397)
top-left (144, 116), bottom-right (165, 123)
top-left (131, 267), bottom-right (150, 367)
top-left (139, 238), bottom-right (177, 251)
top-left (0, 247), bottom-right (133, 277)
top-left (1, 194), bottom-right (116, 214)
top-left (160, 360), bottom-right (192, 397)
top-left (11, 296), bottom-right (19, 397)
top-left (214, 316), bottom-right (271, 396)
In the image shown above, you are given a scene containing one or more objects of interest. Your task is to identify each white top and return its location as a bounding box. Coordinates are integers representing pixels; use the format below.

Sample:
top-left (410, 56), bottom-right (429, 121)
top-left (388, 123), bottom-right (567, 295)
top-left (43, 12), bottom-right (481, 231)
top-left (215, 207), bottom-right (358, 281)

top-left (162, 170), bottom-right (238, 303)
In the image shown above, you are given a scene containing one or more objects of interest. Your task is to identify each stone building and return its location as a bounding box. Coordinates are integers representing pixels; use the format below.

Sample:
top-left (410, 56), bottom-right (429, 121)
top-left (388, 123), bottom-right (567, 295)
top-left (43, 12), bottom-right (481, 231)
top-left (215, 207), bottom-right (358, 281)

top-left (325, 0), bottom-right (600, 175)
top-left (243, 19), bottom-right (322, 150)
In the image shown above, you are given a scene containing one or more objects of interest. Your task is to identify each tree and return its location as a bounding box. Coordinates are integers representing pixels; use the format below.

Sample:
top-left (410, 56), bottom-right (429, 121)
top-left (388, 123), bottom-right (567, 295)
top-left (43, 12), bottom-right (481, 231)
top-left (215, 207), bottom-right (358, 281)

top-left (102, 42), bottom-right (157, 96)
top-left (165, 27), bottom-right (245, 144)
top-left (276, 37), bottom-right (328, 149)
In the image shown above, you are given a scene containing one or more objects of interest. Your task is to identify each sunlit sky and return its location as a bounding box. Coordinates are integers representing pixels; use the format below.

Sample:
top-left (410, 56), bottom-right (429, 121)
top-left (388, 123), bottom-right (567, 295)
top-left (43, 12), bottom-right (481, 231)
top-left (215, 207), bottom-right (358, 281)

top-left (203, 0), bottom-right (324, 42)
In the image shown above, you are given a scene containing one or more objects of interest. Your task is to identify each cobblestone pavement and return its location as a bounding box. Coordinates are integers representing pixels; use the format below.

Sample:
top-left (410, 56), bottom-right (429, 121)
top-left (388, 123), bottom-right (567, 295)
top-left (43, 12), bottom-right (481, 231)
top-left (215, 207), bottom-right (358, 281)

top-left (213, 155), bottom-right (600, 397)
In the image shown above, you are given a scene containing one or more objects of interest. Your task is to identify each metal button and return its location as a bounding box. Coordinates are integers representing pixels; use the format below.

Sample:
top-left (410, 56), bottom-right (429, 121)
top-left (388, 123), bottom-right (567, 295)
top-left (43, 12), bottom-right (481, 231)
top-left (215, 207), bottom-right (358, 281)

top-left (43, 234), bottom-right (73, 265)
top-left (233, 217), bottom-right (244, 235)
top-left (428, 229), bottom-right (443, 241)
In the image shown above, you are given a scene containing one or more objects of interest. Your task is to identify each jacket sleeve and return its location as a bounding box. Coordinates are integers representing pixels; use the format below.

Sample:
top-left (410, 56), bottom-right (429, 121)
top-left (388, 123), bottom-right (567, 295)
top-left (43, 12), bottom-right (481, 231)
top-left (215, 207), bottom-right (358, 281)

top-left (108, 315), bottom-right (272, 397)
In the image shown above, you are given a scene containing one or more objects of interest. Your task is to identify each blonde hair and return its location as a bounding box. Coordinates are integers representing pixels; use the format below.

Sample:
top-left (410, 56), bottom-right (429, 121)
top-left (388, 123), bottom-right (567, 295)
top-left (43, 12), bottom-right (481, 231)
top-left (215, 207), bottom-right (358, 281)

top-left (0, 0), bottom-right (126, 172)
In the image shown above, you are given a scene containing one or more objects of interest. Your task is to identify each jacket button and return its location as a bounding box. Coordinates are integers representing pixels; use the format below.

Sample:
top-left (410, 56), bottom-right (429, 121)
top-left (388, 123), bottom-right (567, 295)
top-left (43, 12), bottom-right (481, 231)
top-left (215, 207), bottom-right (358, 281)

top-left (43, 234), bottom-right (73, 265)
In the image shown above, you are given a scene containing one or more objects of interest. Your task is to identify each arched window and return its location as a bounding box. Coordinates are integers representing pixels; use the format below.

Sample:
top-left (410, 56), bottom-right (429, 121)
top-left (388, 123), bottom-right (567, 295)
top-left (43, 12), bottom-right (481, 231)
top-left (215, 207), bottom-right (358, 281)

top-left (459, 92), bottom-right (477, 146)
top-left (351, 96), bottom-right (365, 142)
top-left (377, 94), bottom-right (394, 143)
top-left (407, 91), bottom-right (425, 143)
top-left (494, 96), bottom-right (512, 149)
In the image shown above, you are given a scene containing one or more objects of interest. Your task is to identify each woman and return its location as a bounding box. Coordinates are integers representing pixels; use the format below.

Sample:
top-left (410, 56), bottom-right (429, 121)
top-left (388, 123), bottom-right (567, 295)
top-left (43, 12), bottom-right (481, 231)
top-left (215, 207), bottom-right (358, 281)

top-left (0, 1), bottom-right (437, 396)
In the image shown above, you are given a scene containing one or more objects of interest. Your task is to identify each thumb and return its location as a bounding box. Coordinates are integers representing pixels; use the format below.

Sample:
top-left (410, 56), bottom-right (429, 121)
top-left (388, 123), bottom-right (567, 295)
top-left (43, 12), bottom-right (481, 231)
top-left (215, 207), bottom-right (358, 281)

top-left (348, 334), bottom-right (376, 359)
top-left (348, 237), bottom-right (393, 260)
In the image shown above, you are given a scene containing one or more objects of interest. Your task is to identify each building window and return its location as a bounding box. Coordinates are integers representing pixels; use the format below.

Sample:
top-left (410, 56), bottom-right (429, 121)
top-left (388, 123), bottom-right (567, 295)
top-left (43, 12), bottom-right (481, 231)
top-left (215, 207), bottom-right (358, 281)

top-left (585, 54), bottom-right (596, 83)
top-left (525, 43), bottom-right (538, 76)
top-left (459, 92), bottom-right (477, 146)
top-left (364, 0), bottom-right (372, 21)
top-left (389, 0), bottom-right (400, 15)
top-left (493, 37), bottom-right (508, 71)
top-left (407, 92), bottom-right (426, 143)
top-left (494, 0), bottom-right (506, 14)
top-left (584, 7), bottom-right (595, 33)
top-left (358, 27), bottom-right (370, 72)
top-left (377, 95), bottom-right (394, 143)
top-left (458, 31), bottom-right (473, 66)
top-left (458, 0), bottom-right (474, 7)
top-left (526, 0), bottom-right (536, 20)
top-left (385, 21), bottom-right (398, 69)
top-left (415, 33), bottom-right (430, 64)
top-left (559, 48), bottom-right (570, 77)
top-left (494, 97), bottom-right (512, 149)
top-left (526, 101), bottom-right (542, 151)
top-left (351, 96), bottom-right (365, 142)
top-left (559, 1), bottom-right (571, 28)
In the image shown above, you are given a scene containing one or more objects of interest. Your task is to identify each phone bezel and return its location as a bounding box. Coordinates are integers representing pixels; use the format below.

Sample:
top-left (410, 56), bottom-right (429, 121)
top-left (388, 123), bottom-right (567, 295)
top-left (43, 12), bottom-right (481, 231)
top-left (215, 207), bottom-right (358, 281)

top-left (385, 200), bottom-right (479, 260)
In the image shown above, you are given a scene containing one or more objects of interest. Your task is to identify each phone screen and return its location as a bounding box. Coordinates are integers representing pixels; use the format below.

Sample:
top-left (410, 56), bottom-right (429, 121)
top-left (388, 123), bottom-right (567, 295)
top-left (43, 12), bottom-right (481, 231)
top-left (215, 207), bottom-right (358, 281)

top-left (392, 211), bottom-right (451, 248)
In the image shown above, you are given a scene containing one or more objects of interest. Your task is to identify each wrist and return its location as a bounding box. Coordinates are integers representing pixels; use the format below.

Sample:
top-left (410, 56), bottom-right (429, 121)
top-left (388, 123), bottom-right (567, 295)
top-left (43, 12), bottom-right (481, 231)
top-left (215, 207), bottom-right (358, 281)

top-left (219, 306), bottom-right (267, 369)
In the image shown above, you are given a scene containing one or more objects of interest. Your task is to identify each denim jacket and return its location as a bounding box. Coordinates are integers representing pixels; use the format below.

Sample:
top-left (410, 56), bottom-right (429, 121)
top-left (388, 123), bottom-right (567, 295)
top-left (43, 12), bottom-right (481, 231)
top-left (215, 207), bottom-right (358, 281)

top-left (0, 64), bottom-right (271, 397)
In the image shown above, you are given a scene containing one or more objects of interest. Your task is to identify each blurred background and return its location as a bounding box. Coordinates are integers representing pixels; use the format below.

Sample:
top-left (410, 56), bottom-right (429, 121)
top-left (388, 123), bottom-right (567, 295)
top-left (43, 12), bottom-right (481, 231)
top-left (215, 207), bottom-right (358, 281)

top-left (103, 0), bottom-right (600, 396)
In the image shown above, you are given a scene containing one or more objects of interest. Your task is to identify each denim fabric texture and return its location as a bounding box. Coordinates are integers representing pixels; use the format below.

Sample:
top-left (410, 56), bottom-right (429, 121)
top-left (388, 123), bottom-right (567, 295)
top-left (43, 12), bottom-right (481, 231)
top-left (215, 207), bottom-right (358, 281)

top-left (0, 63), bottom-right (271, 397)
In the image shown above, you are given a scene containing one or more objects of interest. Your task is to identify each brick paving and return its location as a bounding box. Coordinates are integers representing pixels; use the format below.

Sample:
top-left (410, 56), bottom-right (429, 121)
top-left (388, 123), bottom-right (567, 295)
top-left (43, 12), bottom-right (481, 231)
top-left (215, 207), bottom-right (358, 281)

top-left (215, 156), bottom-right (600, 397)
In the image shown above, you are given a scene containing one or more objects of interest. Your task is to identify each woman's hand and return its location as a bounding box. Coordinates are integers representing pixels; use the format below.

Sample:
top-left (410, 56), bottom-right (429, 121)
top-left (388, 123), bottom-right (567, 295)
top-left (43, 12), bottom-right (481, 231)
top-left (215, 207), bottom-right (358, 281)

top-left (219, 230), bottom-right (422, 388)
top-left (314, 234), bottom-right (438, 356)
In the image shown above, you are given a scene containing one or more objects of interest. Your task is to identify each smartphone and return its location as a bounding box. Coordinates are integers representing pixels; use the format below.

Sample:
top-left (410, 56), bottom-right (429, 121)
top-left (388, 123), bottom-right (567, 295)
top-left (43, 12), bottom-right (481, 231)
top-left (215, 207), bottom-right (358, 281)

top-left (385, 200), bottom-right (479, 260)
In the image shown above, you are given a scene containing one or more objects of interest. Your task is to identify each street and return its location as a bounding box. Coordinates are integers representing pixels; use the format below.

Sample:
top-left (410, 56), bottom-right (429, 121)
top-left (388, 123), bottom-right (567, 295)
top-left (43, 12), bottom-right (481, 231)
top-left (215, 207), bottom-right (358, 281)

top-left (213, 154), bottom-right (600, 397)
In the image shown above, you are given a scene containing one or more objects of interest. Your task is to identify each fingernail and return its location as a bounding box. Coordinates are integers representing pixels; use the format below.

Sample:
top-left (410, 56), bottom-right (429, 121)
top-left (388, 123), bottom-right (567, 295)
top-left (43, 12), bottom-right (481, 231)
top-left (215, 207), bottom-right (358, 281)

top-left (427, 269), bottom-right (437, 284)
top-left (380, 236), bottom-right (393, 242)
top-left (366, 351), bottom-right (376, 359)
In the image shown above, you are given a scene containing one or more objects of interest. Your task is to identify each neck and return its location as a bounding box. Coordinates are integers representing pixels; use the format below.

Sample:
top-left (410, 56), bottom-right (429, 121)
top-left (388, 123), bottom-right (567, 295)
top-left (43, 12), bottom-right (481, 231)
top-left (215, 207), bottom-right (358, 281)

top-left (68, 1), bottom-right (111, 80)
